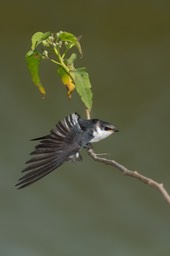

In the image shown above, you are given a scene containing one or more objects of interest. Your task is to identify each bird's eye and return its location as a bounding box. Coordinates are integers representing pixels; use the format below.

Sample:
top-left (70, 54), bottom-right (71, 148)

top-left (104, 127), bottom-right (112, 131)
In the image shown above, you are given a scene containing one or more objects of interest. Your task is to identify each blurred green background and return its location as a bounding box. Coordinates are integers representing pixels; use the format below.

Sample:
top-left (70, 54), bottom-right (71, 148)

top-left (1, 1), bottom-right (170, 255)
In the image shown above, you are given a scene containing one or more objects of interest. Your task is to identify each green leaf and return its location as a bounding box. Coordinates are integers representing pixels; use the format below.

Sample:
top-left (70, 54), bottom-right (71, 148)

top-left (31, 32), bottom-right (51, 50)
top-left (67, 53), bottom-right (77, 66)
top-left (73, 67), bottom-right (93, 110)
top-left (25, 50), bottom-right (46, 95)
top-left (58, 31), bottom-right (82, 56)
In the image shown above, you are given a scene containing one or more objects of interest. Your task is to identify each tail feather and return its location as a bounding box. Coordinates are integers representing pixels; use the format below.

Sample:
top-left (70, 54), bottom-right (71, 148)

top-left (19, 160), bottom-right (61, 181)
top-left (16, 165), bottom-right (60, 189)
top-left (23, 156), bottom-right (58, 172)
top-left (16, 161), bottom-right (63, 189)
top-left (30, 148), bottom-right (59, 155)
top-left (26, 153), bottom-right (58, 164)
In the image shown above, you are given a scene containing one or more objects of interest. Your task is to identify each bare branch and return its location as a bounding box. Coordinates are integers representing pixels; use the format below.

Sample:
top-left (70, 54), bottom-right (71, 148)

top-left (87, 148), bottom-right (170, 205)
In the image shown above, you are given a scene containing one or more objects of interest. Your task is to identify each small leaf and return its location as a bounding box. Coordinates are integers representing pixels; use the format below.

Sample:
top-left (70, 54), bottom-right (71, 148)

top-left (73, 67), bottom-right (93, 110)
top-left (67, 53), bottom-right (77, 66)
top-left (57, 66), bottom-right (75, 98)
top-left (26, 50), bottom-right (46, 95)
top-left (31, 32), bottom-right (51, 50)
top-left (58, 31), bottom-right (82, 56)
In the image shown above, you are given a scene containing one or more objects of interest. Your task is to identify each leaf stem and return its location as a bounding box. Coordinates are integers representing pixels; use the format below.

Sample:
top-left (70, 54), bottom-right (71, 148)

top-left (52, 47), bottom-right (75, 81)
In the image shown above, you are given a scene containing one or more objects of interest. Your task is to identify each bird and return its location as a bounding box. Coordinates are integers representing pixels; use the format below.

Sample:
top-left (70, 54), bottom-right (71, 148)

top-left (16, 113), bottom-right (118, 189)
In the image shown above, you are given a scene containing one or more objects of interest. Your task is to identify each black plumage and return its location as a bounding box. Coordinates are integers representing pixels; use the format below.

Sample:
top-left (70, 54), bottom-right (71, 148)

top-left (16, 113), bottom-right (84, 189)
top-left (16, 113), bottom-right (117, 189)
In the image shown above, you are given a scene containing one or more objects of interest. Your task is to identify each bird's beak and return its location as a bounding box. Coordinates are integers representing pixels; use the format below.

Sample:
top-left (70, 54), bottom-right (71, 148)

top-left (114, 128), bottom-right (119, 132)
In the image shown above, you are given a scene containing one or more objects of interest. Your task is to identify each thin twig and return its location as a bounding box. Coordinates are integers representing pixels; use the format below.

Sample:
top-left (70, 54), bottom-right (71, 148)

top-left (87, 148), bottom-right (170, 205)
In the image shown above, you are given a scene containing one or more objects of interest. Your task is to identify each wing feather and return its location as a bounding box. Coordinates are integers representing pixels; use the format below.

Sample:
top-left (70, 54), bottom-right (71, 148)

top-left (16, 113), bottom-right (82, 189)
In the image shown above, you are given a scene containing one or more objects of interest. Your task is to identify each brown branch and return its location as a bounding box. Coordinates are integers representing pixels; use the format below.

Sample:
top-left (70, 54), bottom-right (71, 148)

top-left (87, 148), bottom-right (170, 205)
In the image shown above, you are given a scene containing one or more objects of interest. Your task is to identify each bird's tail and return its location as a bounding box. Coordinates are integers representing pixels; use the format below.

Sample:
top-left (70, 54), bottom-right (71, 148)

top-left (16, 149), bottom-right (65, 189)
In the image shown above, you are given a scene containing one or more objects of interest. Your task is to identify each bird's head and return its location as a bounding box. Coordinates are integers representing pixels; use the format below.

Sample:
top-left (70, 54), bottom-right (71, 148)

top-left (90, 120), bottom-right (118, 143)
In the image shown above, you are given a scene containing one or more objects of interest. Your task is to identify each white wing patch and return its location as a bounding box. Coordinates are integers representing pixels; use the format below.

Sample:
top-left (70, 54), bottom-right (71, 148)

top-left (52, 113), bottom-right (81, 138)
top-left (64, 113), bottom-right (81, 129)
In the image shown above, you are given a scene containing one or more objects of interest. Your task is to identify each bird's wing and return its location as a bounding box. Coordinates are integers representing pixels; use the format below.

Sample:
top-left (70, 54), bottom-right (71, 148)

top-left (16, 113), bottom-right (82, 189)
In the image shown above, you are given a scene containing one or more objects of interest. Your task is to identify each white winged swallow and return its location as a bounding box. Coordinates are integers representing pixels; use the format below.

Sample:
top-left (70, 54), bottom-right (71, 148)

top-left (16, 113), bottom-right (118, 189)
